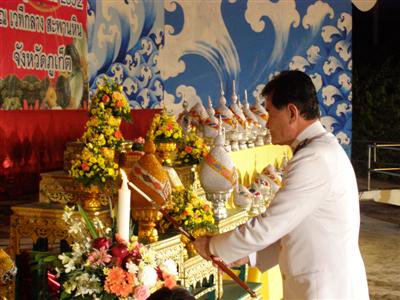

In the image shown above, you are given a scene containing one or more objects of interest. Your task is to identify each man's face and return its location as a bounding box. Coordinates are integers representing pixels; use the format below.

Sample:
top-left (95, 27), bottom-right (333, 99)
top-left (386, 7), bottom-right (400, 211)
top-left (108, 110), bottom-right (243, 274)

top-left (265, 95), bottom-right (293, 145)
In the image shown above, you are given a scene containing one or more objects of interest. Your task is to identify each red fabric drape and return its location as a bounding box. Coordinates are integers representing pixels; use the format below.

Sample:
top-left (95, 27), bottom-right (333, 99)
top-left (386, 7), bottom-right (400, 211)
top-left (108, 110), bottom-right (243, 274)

top-left (0, 109), bottom-right (160, 200)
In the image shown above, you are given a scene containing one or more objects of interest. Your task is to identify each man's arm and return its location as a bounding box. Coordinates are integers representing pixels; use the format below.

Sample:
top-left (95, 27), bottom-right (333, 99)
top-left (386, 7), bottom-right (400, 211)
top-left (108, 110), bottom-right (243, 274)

top-left (208, 149), bottom-right (331, 264)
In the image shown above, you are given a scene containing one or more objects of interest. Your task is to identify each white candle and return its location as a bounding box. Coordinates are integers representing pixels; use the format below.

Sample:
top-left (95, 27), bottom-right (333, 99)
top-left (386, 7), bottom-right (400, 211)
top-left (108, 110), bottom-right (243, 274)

top-left (117, 169), bottom-right (131, 243)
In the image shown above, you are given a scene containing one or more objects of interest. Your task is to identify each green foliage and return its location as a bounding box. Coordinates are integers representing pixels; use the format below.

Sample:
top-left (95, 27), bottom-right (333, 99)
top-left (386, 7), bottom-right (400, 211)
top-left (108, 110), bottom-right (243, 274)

top-left (353, 56), bottom-right (400, 177)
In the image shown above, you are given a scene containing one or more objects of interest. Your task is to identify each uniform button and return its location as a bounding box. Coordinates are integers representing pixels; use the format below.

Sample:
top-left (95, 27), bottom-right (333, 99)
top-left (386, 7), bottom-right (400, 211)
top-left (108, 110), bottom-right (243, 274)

top-left (282, 273), bottom-right (286, 280)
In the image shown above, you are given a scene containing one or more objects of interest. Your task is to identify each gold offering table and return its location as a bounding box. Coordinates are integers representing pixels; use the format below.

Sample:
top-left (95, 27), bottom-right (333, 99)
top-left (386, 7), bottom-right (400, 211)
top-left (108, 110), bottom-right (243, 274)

top-left (180, 208), bottom-right (262, 299)
top-left (8, 202), bottom-right (111, 259)
top-left (28, 144), bottom-right (288, 299)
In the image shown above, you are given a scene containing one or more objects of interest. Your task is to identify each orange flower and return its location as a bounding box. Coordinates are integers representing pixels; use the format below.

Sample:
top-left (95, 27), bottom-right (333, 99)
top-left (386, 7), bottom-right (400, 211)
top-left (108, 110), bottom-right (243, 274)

top-left (104, 267), bottom-right (134, 297)
top-left (81, 162), bottom-right (90, 171)
top-left (102, 95), bottom-right (110, 103)
top-left (203, 204), bottom-right (211, 212)
top-left (114, 130), bottom-right (123, 139)
top-left (116, 100), bottom-right (124, 108)
top-left (112, 91), bottom-right (123, 101)
top-left (163, 273), bottom-right (177, 289)
top-left (184, 146), bottom-right (193, 153)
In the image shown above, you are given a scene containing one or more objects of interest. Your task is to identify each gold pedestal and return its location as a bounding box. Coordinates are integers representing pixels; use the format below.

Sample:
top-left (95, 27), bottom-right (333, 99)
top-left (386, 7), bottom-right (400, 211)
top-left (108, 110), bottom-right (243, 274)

top-left (39, 171), bottom-right (117, 206)
top-left (131, 207), bottom-right (163, 244)
top-left (174, 164), bottom-right (205, 196)
top-left (8, 202), bottom-right (111, 259)
top-left (156, 141), bottom-right (177, 165)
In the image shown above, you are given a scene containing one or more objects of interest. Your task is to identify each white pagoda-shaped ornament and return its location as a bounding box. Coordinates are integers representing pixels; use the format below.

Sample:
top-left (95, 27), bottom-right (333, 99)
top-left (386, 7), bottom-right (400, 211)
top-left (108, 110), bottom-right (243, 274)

top-left (199, 120), bottom-right (237, 220)
top-left (202, 96), bottom-right (220, 144)
top-left (229, 80), bottom-right (247, 132)
top-left (250, 94), bottom-right (269, 127)
top-left (215, 84), bottom-right (236, 131)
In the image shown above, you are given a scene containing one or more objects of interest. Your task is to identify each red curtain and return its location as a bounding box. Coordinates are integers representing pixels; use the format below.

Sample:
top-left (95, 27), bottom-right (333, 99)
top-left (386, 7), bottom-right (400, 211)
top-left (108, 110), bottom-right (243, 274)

top-left (0, 109), bottom-right (159, 200)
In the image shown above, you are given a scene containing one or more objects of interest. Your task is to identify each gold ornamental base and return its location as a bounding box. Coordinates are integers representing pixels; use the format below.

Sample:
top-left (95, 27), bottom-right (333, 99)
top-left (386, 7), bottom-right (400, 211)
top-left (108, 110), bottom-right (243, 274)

top-left (131, 207), bottom-right (163, 244)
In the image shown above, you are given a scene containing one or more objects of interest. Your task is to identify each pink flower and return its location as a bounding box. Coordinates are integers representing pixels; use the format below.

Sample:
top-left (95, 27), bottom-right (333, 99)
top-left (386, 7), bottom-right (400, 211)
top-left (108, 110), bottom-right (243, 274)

top-left (166, 123), bottom-right (174, 131)
top-left (87, 248), bottom-right (112, 266)
top-left (134, 285), bottom-right (150, 300)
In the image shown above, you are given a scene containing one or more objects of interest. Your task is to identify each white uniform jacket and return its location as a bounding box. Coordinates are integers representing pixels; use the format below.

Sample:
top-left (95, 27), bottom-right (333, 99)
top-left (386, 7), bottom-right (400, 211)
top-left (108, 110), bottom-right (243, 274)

top-left (209, 121), bottom-right (369, 299)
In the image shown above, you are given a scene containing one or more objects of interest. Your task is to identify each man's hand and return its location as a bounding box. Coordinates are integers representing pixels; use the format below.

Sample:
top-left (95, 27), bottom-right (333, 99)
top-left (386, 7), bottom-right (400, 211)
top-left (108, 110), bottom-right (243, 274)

top-left (193, 236), bottom-right (212, 260)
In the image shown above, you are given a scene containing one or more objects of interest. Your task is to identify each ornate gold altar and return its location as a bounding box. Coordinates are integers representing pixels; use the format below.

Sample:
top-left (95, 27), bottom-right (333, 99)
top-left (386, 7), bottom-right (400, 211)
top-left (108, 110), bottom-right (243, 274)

top-left (16, 143), bottom-right (288, 299)
top-left (8, 202), bottom-right (111, 259)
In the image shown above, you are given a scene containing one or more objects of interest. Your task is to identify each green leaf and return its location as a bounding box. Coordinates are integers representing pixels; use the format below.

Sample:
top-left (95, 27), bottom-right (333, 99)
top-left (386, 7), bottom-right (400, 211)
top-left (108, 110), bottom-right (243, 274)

top-left (77, 204), bottom-right (99, 239)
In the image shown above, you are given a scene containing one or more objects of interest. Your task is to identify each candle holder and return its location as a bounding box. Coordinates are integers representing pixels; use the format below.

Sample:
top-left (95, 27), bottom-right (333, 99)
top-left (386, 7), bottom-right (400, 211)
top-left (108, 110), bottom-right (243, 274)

top-left (131, 206), bottom-right (163, 244)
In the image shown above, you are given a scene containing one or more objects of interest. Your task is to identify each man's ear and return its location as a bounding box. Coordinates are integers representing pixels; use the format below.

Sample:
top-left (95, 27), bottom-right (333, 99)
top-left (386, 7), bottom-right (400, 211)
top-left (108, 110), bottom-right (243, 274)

top-left (287, 103), bottom-right (299, 123)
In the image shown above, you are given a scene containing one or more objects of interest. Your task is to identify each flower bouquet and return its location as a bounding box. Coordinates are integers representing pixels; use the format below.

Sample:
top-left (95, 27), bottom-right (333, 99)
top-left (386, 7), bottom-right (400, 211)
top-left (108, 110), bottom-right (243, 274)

top-left (176, 130), bottom-right (209, 166)
top-left (70, 78), bottom-right (131, 189)
top-left (47, 206), bottom-right (178, 299)
top-left (159, 188), bottom-right (216, 256)
top-left (148, 112), bottom-right (182, 144)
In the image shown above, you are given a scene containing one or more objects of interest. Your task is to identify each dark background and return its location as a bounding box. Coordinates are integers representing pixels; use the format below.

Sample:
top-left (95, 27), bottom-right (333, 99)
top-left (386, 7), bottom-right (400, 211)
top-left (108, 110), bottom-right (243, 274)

top-left (352, 0), bottom-right (400, 180)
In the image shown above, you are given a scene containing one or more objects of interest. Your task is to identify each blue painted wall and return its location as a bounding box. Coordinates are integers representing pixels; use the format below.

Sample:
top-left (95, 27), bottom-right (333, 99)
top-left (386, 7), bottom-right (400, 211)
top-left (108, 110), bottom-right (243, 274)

top-left (88, 0), bottom-right (352, 155)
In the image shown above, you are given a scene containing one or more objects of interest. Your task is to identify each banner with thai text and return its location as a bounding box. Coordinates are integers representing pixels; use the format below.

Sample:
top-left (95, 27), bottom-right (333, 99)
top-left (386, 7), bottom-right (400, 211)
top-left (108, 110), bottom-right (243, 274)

top-left (0, 0), bottom-right (88, 110)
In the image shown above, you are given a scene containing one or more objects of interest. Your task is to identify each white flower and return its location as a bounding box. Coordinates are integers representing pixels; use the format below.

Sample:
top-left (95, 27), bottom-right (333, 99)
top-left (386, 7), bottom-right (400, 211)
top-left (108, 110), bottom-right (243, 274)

top-left (58, 253), bottom-right (72, 265)
top-left (58, 253), bottom-right (79, 273)
top-left (126, 261), bottom-right (139, 274)
top-left (140, 247), bottom-right (156, 266)
top-left (138, 265), bottom-right (158, 288)
top-left (63, 279), bottom-right (77, 294)
top-left (64, 259), bottom-right (77, 273)
top-left (160, 259), bottom-right (178, 277)
top-left (62, 206), bottom-right (75, 223)
top-left (74, 273), bottom-right (102, 297)
top-left (69, 222), bottom-right (83, 235)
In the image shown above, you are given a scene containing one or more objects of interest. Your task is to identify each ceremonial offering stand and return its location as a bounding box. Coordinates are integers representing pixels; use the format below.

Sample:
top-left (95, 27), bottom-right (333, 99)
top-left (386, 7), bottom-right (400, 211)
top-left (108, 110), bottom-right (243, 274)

top-left (39, 170), bottom-right (117, 206)
top-left (8, 203), bottom-right (111, 259)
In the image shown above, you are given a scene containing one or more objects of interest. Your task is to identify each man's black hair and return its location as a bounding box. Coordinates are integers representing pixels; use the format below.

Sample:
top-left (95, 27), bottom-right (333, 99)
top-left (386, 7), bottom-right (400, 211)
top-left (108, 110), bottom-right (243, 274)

top-left (261, 70), bottom-right (320, 120)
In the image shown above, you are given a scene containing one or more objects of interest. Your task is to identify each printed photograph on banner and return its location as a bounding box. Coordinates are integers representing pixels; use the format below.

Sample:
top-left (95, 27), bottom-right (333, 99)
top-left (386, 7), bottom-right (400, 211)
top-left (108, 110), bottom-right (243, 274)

top-left (0, 0), bottom-right (88, 110)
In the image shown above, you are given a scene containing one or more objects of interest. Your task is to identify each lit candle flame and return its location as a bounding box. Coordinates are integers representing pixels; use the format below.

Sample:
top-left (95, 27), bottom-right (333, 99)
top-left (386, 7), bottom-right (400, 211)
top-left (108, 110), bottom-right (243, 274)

top-left (120, 168), bottom-right (128, 182)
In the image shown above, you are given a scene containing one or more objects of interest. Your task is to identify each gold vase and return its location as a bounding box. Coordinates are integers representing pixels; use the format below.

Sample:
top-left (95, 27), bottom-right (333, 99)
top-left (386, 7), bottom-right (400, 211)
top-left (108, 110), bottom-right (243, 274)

top-left (131, 207), bottom-right (163, 244)
top-left (174, 164), bottom-right (196, 188)
top-left (81, 185), bottom-right (102, 211)
top-left (156, 141), bottom-right (177, 166)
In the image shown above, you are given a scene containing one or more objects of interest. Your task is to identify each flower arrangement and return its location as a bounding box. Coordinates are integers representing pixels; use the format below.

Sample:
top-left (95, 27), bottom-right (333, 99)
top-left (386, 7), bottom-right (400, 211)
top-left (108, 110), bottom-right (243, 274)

top-left (148, 111), bottom-right (182, 143)
top-left (47, 206), bottom-right (178, 299)
top-left (159, 188), bottom-right (216, 238)
top-left (69, 78), bottom-right (131, 188)
top-left (176, 129), bottom-right (209, 166)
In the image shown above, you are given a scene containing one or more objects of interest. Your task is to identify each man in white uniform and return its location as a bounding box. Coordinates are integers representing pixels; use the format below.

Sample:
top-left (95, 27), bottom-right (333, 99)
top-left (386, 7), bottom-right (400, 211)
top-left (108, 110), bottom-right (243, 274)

top-left (194, 70), bottom-right (369, 299)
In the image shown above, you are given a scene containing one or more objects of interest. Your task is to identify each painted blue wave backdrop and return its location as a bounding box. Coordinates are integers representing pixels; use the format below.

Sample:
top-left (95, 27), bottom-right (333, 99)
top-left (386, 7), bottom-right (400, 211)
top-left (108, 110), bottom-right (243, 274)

top-left (87, 0), bottom-right (164, 109)
top-left (162, 0), bottom-right (353, 156)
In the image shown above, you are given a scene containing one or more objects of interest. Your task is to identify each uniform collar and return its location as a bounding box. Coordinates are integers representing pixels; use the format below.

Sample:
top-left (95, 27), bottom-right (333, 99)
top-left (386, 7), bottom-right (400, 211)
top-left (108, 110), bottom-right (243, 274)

top-left (290, 120), bottom-right (326, 152)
